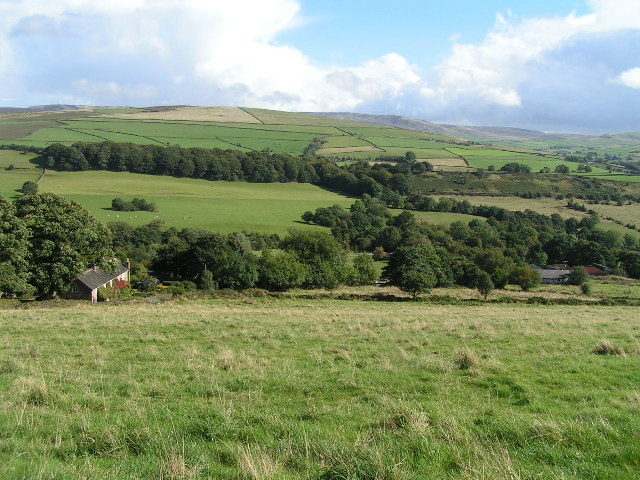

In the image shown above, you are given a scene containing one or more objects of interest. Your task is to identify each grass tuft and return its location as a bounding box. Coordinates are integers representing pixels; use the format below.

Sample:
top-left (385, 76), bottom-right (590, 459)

top-left (592, 340), bottom-right (626, 356)
top-left (238, 445), bottom-right (280, 480)
top-left (454, 348), bottom-right (480, 370)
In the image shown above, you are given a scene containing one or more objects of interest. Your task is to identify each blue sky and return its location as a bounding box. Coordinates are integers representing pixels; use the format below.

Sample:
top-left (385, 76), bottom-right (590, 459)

top-left (282, 1), bottom-right (588, 67)
top-left (0, 0), bottom-right (639, 133)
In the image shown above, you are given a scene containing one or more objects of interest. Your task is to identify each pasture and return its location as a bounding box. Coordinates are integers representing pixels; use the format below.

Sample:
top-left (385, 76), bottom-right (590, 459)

top-left (447, 148), bottom-right (611, 175)
top-left (1, 298), bottom-right (638, 479)
top-left (1, 107), bottom-right (637, 183)
top-left (33, 170), bottom-right (354, 235)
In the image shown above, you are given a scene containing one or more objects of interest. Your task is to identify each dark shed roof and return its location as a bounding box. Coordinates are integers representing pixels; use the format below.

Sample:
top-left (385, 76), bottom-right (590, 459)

top-left (76, 264), bottom-right (128, 290)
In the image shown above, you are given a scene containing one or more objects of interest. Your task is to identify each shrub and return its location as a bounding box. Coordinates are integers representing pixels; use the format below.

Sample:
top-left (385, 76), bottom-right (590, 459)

top-left (510, 266), bottom-right (541, 291)
top-left (349, 254), bottom-right (378, 286)
top-left (97, 286), bottom-right (117, 302)
top-left (133, 275), bottom-right (159, 293)
top-left (476, 271), bottom-right (494, 299)
top-left (567, 267), bottom-right (589, 286)
top-left (581, 283), bottom-right (592, 295)
top-left (169, 281), bottom-right (198, 296)
top-left (21, 181), bottom-right (38, 196)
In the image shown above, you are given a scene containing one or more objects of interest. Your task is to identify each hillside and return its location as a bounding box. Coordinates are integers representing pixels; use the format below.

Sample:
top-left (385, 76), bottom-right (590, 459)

top-left (309, 112), bottom-right (640, 158)
top-left (2, 105), bottom-right (635, 178)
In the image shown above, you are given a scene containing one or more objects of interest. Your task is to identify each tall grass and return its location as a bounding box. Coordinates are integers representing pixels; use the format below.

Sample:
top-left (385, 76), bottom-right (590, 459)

top-left (0, 299), bottom-right (638, 478)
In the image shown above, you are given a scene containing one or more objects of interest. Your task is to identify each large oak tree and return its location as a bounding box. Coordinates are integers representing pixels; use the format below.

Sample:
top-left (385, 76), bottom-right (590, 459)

top-left (15, 193), bottom-right (113, 298)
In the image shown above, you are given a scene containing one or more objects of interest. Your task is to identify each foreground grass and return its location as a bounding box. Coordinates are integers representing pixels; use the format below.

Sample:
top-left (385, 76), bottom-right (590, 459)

top-left (1, 299), bottom-right (639, 479)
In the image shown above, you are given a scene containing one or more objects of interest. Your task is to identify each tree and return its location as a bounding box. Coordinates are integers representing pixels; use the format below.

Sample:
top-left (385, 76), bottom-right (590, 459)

top-left (200, 269), bottom-right (217, 291)
top-left (473, 248), bottom-right (514, 289)
top-left (404, 151), bottom-right (416, 163)
top-left (509, 266), bottom-right (541, 291)
top-left (399, 270), bottom-right (436, 300)
top-left (476, 271), bottom-right (494, 299)
top-left (21, 181), bottom-right (38, 196)
top-left (349, 254), bottom-right (378, 286)
top-left (0, 197), bottom-right (30, 296)
top-left (383, 243), bottom-right (443, 299)
top-left (15, 193), bottom-right (113, 299)
top-left (554, 164), bottom-right (570, 174)
top-left (567, 266), bottom-right (589, 286)
top-left (258, 250), bottom-right (307, 291)
top-left (281, 230), bottom-right (348, 289)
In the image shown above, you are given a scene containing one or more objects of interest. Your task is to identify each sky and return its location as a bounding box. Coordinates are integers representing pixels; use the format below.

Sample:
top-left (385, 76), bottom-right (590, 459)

top-left (0, 0), bottom-right (639, 133)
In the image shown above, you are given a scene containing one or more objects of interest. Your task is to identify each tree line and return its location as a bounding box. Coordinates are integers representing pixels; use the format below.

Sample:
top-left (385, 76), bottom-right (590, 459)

top-left (301, 195), bottom-right (640, 289)
top-left (37, 143), bottom-right (634, 206)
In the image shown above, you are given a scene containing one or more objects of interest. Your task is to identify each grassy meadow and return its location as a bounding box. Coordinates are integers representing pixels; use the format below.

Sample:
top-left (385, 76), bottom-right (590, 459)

top-left (33, 170), bottom-right (354, 235)
top-left (1, 298), bottom-right (639, 479)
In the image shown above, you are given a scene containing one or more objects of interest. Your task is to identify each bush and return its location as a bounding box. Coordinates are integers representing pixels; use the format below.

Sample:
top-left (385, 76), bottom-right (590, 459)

top-left (97, 286), bottom-right (117, 302)
top-left (349, 254), bottom-right (378, 286)
top-left (510, 266), bottom-right (541, 291)
top-left (581, 283), bottom-right (592, 295)
top-left (169, 281), bottom-right (197, 296)
top-left (567, 267), bottom-right (589, 286)
top-left (133, 275), bottom-right (159, 293)
top-left (258, 250), bottom-right (307, 291)
top-left (21, 181), bottom-right (38, 196)
top-left (476, 271), bottom-right (494, 299)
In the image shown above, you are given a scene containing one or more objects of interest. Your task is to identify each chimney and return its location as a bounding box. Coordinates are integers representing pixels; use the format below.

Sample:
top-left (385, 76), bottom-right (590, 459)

top-left (92, 264), bottom-right (97, 271)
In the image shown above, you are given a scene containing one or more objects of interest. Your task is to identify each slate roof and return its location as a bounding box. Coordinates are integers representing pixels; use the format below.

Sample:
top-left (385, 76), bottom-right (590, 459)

top-left (539, 269), bottom-right (571, 281)
top-left (76, 264), bottom-right (128, 290)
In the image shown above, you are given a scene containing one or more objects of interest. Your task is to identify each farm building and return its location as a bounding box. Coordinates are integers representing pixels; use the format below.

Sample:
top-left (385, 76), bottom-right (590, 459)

top-left (529, 264), bottom-right (571, 285)
top-left (63, 261), bottom-right (130, 302)
top-left (584, 266), bottom-right (607, 276)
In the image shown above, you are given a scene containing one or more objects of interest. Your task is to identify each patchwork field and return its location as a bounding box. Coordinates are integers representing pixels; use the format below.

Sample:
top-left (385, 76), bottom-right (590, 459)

top-left (446, 147), bottom-right (612, 175)
top-left (1, 107), bottom-right (638, 183)
top-left (105, 106), bottom-right (262, 123)
top-left (1, 299), bottom-right (638, 479)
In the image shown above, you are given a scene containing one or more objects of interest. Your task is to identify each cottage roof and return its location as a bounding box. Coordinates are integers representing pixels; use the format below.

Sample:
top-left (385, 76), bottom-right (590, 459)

top-left (76, 263), bottom-right (128, 290)
top-left (539, 269), bottom-right (571, 280)
top-left (584, 266), bottom-right (606, 275)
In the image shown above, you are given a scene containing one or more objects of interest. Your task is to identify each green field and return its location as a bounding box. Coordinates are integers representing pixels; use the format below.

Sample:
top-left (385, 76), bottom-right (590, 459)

top-left (2, 108), bottom-right (637, 180)
top-left (1, 298), bottom-right (638, 479)
top-left (445, 148), bottom-right (612, 175)
top-left (29, 170), bottom-right (354, 235)
top-left (0, 151), bottom-right (42, 198)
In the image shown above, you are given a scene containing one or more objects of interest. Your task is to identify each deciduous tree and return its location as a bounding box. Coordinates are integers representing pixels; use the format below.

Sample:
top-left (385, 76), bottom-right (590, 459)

top-left (16, 193), bottom-right (113, 298)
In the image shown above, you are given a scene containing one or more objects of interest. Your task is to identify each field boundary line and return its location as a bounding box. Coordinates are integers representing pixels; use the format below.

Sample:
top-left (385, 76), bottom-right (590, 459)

top-left (89, 128), bottom-right (168, 145)
top-left (215, 137), bottom-right (252, 151)
top-left (36, 168), bottom-right (46, 183)
top-left (66, 118), bottom-right (341, 136)
top-left (445, 148), bottom-right (470, 166)
top-left (238, 107), bottom-right (264, 124)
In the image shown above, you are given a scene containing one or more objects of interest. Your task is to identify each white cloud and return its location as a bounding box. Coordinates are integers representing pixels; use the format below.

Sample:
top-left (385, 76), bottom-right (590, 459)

top-left (0, 0), bottom-right (639, 132)
top-left (425, 0), bottom-right (640, 108)
top-left (618, 67), bottom-right (640, 89)
top-left (0, 0), bottom-right (420, 111)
